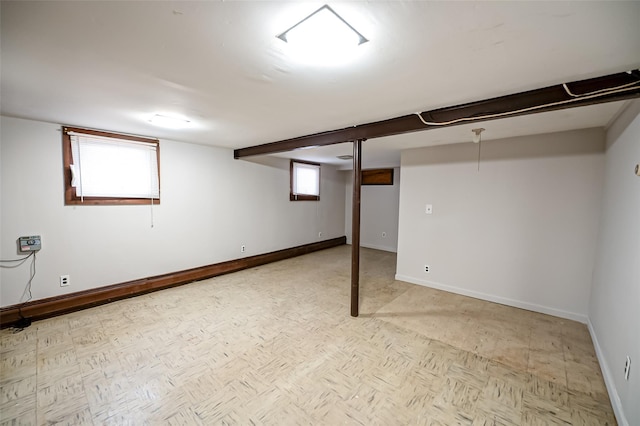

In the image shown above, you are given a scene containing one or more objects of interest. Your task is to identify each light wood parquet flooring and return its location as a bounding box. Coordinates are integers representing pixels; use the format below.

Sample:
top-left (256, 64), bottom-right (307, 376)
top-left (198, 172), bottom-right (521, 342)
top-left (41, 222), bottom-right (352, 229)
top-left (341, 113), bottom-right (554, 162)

top-left (1, 246), bottom-right (615, 425)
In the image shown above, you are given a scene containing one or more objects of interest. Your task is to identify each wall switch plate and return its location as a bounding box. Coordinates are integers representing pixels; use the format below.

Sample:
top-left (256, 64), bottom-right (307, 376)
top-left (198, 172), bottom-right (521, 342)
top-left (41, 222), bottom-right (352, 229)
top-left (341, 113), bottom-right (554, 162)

top-left (60, 275), bottom-right (70, 287)
top-left (625, 356), bottom-right (631, 381)
top-left (425, 204), bottom-right (433, 214)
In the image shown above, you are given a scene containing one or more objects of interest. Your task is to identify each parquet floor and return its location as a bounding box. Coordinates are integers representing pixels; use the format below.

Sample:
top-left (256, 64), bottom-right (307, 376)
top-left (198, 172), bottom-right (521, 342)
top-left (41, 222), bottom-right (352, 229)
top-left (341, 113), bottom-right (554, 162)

top-left (1, 246), bottom-right (615, 425)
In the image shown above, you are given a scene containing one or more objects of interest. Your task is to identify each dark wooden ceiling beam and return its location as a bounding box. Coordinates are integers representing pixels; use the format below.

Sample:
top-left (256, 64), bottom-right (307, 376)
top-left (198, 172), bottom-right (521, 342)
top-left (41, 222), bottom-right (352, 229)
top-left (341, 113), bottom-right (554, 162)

top-left (234, 70), bottom-right (640, 159)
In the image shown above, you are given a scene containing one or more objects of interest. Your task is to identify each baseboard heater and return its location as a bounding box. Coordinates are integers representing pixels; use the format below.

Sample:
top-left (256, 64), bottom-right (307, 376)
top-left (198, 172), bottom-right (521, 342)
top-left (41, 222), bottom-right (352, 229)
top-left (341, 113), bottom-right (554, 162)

top-left (0, 236), bottom-right (346, 328)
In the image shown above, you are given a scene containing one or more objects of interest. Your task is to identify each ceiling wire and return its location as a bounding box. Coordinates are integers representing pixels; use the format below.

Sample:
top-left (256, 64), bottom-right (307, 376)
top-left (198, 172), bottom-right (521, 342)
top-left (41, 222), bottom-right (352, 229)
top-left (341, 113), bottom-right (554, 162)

top-left (415, 78), bottom-right (640, 127)
top-left (562, 80), bottom-right (640, 98)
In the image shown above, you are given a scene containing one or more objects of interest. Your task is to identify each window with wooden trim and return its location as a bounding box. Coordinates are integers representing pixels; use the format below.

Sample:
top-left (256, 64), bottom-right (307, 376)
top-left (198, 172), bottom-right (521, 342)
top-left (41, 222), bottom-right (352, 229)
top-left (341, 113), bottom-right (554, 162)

top-left (62, 126), bottom-right (160, 205)
top-left (290, 160), bottom-right (320, 201)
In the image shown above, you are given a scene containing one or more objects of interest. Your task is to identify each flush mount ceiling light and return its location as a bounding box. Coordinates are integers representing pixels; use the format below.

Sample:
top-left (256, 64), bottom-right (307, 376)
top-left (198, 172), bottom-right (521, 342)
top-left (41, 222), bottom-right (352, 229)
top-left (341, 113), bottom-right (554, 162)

top-left (276, 5), bottom-right (368, 66)
top-left (149, 114), bottom-right (191, 129)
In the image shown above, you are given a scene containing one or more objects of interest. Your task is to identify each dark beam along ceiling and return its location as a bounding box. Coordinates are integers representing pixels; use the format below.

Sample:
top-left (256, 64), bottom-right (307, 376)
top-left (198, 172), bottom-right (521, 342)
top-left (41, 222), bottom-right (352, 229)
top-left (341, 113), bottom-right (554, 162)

top-left (234, 70), bottom-right (640, 159)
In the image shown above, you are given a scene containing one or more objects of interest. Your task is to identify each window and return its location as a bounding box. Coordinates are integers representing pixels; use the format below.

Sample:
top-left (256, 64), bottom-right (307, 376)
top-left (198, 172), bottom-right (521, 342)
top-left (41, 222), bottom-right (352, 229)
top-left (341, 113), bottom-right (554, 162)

top-left (290, 160), bottom-right (320, 201)
top-left (62, 126), bottom-right (160, 205)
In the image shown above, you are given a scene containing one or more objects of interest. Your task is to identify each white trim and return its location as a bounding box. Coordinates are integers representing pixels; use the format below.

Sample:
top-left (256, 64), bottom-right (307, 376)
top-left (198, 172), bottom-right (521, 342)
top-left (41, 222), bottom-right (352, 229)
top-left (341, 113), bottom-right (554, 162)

top-left (587, 318), bottom-right (628, 426)
top-left (360, 243), bottom-right (397, 253)
top-left (394, 274), bottom-right (588, 323)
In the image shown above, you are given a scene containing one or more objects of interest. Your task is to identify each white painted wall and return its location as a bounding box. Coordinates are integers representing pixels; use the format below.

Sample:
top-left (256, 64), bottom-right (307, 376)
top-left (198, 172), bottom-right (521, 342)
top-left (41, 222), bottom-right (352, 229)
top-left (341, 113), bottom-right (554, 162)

top-left (0, 116), bottom-right (345, 307)
top-left (0, 120), bottom-right (3, 290)
top-left (344, 168), bottom-right (400, 253)
top-left (588, 100), bottom-right (640, 426)
top-left (396, 129), bottom-right (605, 322)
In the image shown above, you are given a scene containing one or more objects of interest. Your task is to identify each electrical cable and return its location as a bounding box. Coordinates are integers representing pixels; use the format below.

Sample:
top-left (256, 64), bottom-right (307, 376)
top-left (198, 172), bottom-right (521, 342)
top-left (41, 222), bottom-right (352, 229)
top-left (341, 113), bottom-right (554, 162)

top-left (1, 251), bottom-right (37, 330)
top-left (562, 80), bottom-right (640, 98)
top-left (477, 138), bottom-right (482, 172)
top-left (16, 252), bottom-right (37, 330)
top-left (150, 196), bottom-right (155, 228)
top-left (415, 79), bottom-right (640, 127)
top-left (20, 251), bottom-right (36, 304)
top-left (0, 252), bottom-right (35, 263)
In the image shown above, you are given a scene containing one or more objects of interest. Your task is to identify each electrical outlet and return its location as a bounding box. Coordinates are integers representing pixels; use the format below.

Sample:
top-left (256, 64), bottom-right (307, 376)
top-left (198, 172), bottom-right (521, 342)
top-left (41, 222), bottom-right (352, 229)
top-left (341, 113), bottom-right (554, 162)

top-left (424, 265), bottom-right (430, 273)
top-left (382, 232), bottom-right (386, 238)
top-left (425, 204), bottom-right (433, 215)
top-left (318, 231), bottom-right (323, 238)
top-left (625, 356), bottom-right (631, 381)
top-left (241, 245), bottom-right (246, 253)
top-left (60, 275), bottom-right (70, 287)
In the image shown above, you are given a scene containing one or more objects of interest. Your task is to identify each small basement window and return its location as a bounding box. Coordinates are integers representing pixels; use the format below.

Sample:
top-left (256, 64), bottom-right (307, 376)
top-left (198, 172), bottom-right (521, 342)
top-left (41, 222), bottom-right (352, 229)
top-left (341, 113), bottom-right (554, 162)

top-left (290, 160), bottom-right (320, 201)
top-left (62, 126), bottom-right (160, 205)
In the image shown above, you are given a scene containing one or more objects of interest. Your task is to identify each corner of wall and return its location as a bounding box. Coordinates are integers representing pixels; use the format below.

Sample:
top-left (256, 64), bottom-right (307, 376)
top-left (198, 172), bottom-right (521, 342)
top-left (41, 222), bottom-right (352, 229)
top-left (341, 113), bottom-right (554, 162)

top-left (397, 129), bottom-right (603, 320)
top-left (587, 318), bottom-right (629, 426)
top-left (606, 99), bottom-right (640, 149)
top-left (588, 100), bottom-right (640, 426)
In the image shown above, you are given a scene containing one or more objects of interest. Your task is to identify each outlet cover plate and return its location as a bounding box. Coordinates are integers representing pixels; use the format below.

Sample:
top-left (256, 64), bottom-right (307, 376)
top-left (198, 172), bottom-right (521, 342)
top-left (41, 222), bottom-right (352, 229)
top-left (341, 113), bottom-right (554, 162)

top-left (60, 275), bottom-right (70, 287)
top-left (625, 356), bottom-right (631, 380)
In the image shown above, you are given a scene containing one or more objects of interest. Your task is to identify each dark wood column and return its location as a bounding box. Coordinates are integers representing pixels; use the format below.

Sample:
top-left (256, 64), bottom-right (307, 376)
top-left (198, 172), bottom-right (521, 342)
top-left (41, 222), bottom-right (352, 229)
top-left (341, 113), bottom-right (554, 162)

top-left (351, 139), bottom-right (363, 317)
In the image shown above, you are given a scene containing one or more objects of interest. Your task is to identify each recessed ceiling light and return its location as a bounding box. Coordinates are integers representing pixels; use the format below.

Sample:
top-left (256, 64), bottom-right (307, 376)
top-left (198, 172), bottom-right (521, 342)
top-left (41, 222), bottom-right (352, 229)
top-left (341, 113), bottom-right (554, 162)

top-left (294, 145), bottom-right (320, 151)
top-left (277, 5), bottom-right (368, 66)
top-left (149, 114), bottom-right (191, 129)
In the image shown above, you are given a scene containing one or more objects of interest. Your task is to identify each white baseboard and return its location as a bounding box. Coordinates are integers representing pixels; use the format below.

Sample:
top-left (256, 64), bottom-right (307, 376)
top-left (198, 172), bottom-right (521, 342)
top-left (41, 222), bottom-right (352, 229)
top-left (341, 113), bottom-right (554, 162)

top-left (360, 243), bottom-right (397, 253)
top-left (587, 319), bottom-right (628, 426)
top-left (394, 274), bottom-right (588, 324)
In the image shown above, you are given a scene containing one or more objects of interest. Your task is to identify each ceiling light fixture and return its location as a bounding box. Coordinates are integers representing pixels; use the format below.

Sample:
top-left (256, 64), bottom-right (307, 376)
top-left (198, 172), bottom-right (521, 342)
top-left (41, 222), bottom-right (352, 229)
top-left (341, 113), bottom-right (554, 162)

top-left (277, 5), bottom-right (368, 66)
top-left (337, 154), bottom-right (354, 160)
top-left (149, 114), bottom-right (191, 129)
top-left (472, 128), bottom-right (485, 144)
top-left (472, 128), bottom-right (486, 172)
top-left (294, 145), bottom-right (320, 151)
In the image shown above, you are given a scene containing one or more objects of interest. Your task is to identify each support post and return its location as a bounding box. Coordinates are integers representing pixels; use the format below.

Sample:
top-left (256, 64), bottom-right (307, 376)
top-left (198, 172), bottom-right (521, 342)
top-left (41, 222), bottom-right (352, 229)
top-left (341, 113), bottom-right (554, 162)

top-left (351, 139), bottom-right (363, 317)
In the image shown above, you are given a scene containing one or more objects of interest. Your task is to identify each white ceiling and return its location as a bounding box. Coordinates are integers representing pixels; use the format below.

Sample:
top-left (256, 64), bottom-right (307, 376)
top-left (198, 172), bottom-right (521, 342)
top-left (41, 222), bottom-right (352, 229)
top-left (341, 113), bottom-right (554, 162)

top-left (2, 1), bottom-right (639, 168)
